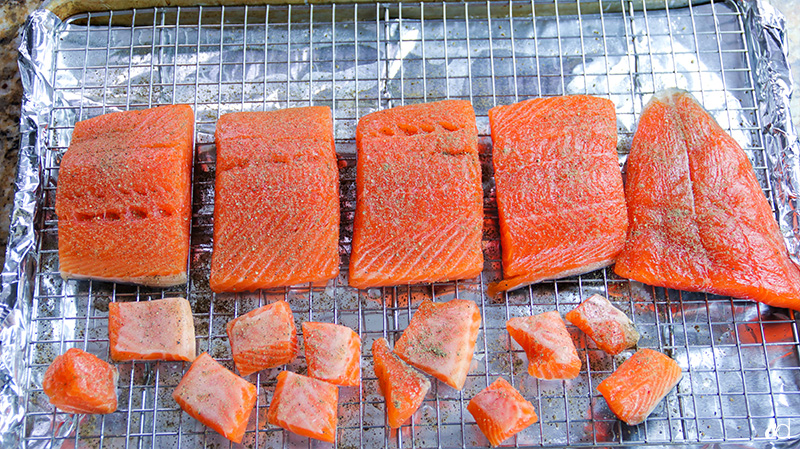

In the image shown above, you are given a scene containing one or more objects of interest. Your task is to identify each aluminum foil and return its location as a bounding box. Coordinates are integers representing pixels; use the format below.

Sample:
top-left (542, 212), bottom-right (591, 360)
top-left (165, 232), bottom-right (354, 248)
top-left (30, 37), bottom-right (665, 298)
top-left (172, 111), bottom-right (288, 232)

top-left (2, 0), bottom-right (800, 448)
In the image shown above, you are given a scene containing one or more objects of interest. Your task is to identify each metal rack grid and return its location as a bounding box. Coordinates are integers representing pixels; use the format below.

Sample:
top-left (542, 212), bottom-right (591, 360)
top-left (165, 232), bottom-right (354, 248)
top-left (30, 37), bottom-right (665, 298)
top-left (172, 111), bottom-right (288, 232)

top-left (19, 0), bottom-right (800, 447)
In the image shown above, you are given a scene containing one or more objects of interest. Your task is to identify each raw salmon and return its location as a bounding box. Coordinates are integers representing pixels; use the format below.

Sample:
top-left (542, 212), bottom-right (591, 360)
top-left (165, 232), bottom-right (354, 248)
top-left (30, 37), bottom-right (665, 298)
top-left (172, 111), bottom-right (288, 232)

top-left (172, 352), bottom-right (257, 443)
top-left (42, 348), bottom-right (118, 414)
top-left (372, 337), bottom-right (431, 428)
top-left (565, 294), bottom-right (639, 355)
top-left (349, 100), bottom-right (484, 288)
top-left (108, 297), bottom-right (195, 362)
top-left (487, 96), bottom-right (627, 296)
top-left (266, 370), bottom-right (339, 443)
top-left (467, 377), bottom-right (538, 447)
top-left (597, 348), bottom-right (682, 425)
top-left (210, 107), bottom-right (339, 292)
top-left (506, 311), bottom-right (581, 380)
top-left (302, 321), bottom-right (361, 386)
top-left (56, 105), bottom-right (194, 287)
top-left (394, 299), bottom-right (481, 390)
top-left (615, 89), bottom-right (800, 310)
top-left (226, 300), bottom-right (298, 376)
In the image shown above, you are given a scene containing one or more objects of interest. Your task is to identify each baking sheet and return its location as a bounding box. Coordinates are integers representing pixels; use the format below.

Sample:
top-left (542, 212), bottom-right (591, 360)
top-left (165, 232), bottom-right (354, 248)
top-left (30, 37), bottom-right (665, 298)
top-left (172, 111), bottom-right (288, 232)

top-left (3, 0), bottom-right (800, 447)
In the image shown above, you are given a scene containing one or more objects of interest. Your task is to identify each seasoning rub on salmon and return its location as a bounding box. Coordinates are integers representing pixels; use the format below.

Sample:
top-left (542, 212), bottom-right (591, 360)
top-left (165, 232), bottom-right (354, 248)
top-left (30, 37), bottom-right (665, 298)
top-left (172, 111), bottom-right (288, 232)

top-left (226, 300), bottom-right (298, 376)
top-left (565, 294), bottom-right (639, 355)
top-left (56, 105), bottom-right (194, 287)
top-left (615, 89), bottom-right (800, 311)
top-left (210, 107), bottom-right (340, 292)
top-left (507, 311), bottom-right (581, 380)
top-left (43, 348), bottom-right (118, 415)
top-left (372, 337), bottom-right (431, 428)
top-left (349, 100), bottom-right (484, 288)
top-left (303, 321), bottom-right (361, 387)
top-left (487, 96), bottom-right (628, 296)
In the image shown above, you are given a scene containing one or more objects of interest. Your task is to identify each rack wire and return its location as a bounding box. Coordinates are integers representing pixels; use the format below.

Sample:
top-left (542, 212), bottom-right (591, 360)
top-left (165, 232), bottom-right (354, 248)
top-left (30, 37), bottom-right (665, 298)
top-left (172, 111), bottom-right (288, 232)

top-left (19, 0), bottom-right (800, 447)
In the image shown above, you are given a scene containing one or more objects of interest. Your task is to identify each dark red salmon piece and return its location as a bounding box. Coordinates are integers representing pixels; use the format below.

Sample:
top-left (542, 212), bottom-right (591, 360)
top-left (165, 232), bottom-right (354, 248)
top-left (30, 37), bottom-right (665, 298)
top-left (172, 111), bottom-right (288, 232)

top-left (172, 353), bottom-right (257, 443)
top-left (349, 100), bottom-right (484, 288)
top-left (266, 370), bottom-right (339, 443)
top-left (210, 107), bottom-right (340, 292)
top-left (467, 377), bottom-right (538, 447)
top-left (226, 300), bottom-right (298, 376)
top-left (56, 104), bottom-right (194, 287)
top-left (615, 89), bottom-right (800, 310)
top-left (565, 294), bottom-right (639, 355)
top-left (372, 337), bottom-right (431, 428)
top-left (108, 297), bottom-right (195, 362)
top-left (507, 311), bottom-right (581, 380)
top-left (394, 299), bottom-right (481, 390)
top-left (487, 96), bottom-right (628, 296)
top-left (597, 348), bottom-right (682, 425)
top-left (43, 348), bottom-right (118, 414)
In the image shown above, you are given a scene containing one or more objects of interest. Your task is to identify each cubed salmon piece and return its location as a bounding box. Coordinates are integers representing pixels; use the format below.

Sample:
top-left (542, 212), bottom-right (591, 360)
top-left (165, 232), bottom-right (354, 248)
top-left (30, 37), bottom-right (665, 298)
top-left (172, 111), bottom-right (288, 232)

top-left (507, 311), bottom-right (581, 380)
top-left (172, 353), bottom-right (257, 443)
top-left (108, 297), bottom-right (195, 362)
top-left (565, 294), bottom-right (639, 355)
top-left (226, 300), bottom-right (298, 376)
top-left (43, 348), bottom-right (118, 414)
top-left (302, 322), bottom-right (361, 386)
top-left (266, 371), bottom-right (339, 443)
top-left (372, 337), bottom-right (431, 428)
top-left (468, 377), bottom-right (538, 447)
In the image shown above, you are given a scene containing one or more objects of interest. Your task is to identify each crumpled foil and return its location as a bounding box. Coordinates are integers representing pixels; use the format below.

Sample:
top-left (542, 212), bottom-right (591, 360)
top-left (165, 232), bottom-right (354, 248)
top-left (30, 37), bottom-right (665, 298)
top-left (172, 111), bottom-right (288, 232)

top-left (1, 0), bottom-right (799, 448)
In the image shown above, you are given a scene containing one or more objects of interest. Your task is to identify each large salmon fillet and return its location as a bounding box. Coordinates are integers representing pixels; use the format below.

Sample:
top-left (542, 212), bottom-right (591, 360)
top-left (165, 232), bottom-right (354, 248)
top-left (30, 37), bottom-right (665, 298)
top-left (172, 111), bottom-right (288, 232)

top-left (487, 96), bottom-right (628, 296)
top-left (615, 89), bottom-right (800, 310)
top-left (56, 105), bottom-right (194, 287)
top-left (210, 107), bottom-right (340, 292)
top-left (349, 100), bottom-right (484, 288)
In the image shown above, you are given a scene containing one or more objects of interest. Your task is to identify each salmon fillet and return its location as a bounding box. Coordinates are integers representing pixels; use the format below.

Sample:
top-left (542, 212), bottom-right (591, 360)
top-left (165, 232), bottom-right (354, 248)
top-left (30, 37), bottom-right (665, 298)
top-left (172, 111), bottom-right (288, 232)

top-left (507, 311), bottom-right (581, 380)
top-left (487, 96), bottom-right (627, 296)
top-left (43, 348), bottom-right (118, 414)
top-left (349, 100), bottom-right (484, 288)
top-left (108, 297), bottom-right (195, 362)
top-left (266, 370), bottom-right (339, 443)
top-left (467, 377), bottom-right (538, 447)
top-left (172, 352), bottom-right (257, 443)
top-left (394, 299), bottom-right (481, 390)
top-left (210, 107), bottom-right (340, 292)
top-left (597, 348), bottom-right (682, 425)
top-left (302, 321), bottom-right (361, 387)
top-left (615, 89), bottom-right (800, 310)
top-left (56, 105), bottom-right (194, 287)
top-left (226, 300), bottom-right (298, 376)
top-left (565, 294), bottom-right (639, 355)
top-left (372, 337), bottom-right (431, 428)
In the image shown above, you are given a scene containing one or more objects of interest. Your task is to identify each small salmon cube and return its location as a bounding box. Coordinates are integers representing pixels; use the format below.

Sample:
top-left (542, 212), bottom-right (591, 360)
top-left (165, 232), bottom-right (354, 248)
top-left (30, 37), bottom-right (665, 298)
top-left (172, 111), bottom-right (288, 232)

top-left (394, 299), bottom-right (481, 390)
top-left (172, 353), bottom-right (257, 443)
top-left (303, 322), bottom-right (361, 386)
top-left (372, 337), bottom-right (431, 428)
top-left (267, 371), bottom-right (339, 443)
top-left (43, 348), bottom-right (118, 414)
top-left (597, 348), bottom-right (682, 425)
top-left (468, 377), bottom-right (538, 447)
top-left (565, 294), bottom-right (639, 355)
top-left (226, 300), bottom-right (298, 376)
top-left (507, 311), bottom-right (581, 380)
top-left (108, 297), bottom-right (195, 362)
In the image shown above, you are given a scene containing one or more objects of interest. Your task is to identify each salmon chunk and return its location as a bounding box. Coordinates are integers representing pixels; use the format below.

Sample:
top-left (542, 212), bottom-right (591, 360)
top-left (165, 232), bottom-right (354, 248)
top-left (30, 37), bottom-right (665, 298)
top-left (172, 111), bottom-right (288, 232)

top-left (565, 294), bottom-right (639, 355)
top-left (226, 300), bottom-right (298, 376)
top-left (43, 348), bottom-right (118, 414)
top-left (468, 377), bottom-right (538, 447)
top-left (372, 337), bottom-right (431, 428)
top-left (303, 322), bottom-right (361, 387)
top-left (266, 370), bottom-right (339, 443)
top-left (108, 297), bottom-right (195, 362)
top-left (507, 311), bottom-right (581, 380)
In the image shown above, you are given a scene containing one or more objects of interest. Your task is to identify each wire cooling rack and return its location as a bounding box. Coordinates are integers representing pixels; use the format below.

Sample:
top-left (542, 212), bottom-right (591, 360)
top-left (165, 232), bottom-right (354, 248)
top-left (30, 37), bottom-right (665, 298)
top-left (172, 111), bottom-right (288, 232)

top-left (19, 0), bottom-right (800, 447)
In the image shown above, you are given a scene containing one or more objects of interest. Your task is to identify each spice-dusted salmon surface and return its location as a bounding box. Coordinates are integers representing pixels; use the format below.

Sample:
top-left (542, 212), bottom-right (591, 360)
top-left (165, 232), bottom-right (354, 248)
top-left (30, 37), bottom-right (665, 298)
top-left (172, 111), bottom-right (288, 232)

top-left (487, 96), bottom-right (627, 296)
top-left (394, 299), bottom-right (481, 390)
top-left (210, 107), bottom-right (340, 292)
top-left (226, 300), bottom-right (298, 376)
top-left (108, 297), bottom-right (196, 362)
top-left (266, 370), bottom-right (339, 443)
top-left (467, 377), bottom-right (538, 447)
top-left (597, 348), bottom-right (682, 425)
top-left (372, 337), bottom-right (431, 428)
top-left (615, 89), bottom-right (800, 310)
top-left (172, 353), bottom-right (257, 443)
top-left (507, 311), bottom-right (581, 380)
top-left (565, 294), bottom-right (639, 355)
top-left (302, 321), bottom-right (361, 387)
top-left (42, 348), bottom-right (118, 415)
top-left (349, 100), bottom-right (484, 288)
top-left (56, 104), bottom-right (194, 287)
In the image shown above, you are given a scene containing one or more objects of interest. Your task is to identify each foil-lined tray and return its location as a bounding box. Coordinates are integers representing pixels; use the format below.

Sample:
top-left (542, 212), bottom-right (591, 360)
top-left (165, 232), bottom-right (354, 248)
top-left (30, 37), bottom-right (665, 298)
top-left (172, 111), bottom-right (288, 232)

top-left (2, 0), bottom-right (800, 447)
